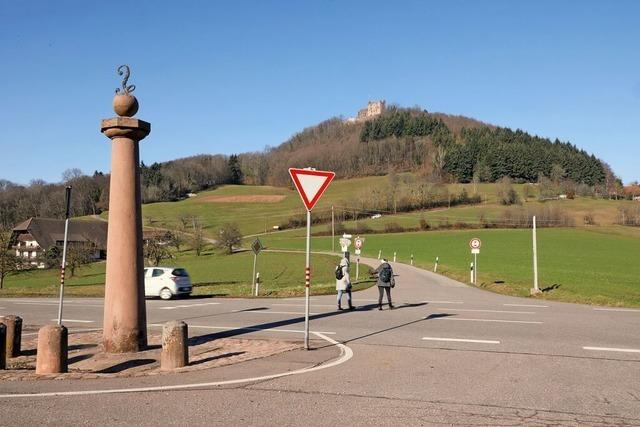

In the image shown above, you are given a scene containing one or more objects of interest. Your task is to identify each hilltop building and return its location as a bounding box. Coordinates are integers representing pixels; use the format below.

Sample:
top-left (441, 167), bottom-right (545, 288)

top-left (346, 100), bottom-right (386, 124)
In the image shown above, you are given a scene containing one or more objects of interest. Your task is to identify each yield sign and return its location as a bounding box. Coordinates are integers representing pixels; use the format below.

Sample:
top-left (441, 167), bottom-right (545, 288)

top-left (289, 168), bottom-right (335, 211)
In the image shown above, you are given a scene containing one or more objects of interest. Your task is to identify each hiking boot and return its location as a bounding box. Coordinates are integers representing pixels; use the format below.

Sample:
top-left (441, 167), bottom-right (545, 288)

top-left (389, 303), bottom-right (394, 310)
top-left (378, 304), bottom-right (383, 310)
top-left (338, 305), bottom-right (343, 310)
top-left (348, 304), bottom-right (355, 310)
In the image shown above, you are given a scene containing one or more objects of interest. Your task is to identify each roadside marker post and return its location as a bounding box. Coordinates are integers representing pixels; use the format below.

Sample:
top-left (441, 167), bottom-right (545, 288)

top-left (469, 238), bottom-right (481, 285)
top-left (255, 272), bottom-right (260, 296)
top-left (57, 186), bottom-right (72, 326)
top-left (393, 252), bottom-right (397, 263)
top-left (410, 254), bottom-right (414, 266)
top-left (470, 262), bottom-right (474, 283)
top-left (377, 250), bottom-right (381, 260)
top-left (434, 256), bottom-right (439, 273)
top-left (531, 216), bottom-right (541, 295)
top-left (289, 167), bottom-right (335, 350)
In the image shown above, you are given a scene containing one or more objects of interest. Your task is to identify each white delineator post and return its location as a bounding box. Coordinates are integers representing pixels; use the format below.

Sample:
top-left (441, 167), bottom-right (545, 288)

top-left (57, 186), bottom-right (72, 326)
top-left (470, 262), bottom-right (474, 283)
top-left (434, 256), bottom-right (439, 273)
top-left (531, 215), bottom-right (540, 295)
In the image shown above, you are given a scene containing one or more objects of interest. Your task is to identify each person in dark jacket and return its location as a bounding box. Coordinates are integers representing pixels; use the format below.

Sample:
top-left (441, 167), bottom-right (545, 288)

top-left (374, 259), bottom-right (395, 310)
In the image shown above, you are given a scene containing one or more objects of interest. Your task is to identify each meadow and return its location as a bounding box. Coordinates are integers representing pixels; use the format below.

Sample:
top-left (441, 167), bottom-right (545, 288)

top-left (0, 248), bottom-right (366, 298)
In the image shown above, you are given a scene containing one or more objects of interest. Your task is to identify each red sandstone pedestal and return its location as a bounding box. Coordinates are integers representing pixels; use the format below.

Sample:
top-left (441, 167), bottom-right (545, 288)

top-left (101, 115), bottom-right (151, 353)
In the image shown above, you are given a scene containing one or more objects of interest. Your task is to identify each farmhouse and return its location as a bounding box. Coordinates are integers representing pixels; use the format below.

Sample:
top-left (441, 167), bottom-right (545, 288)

top-left (11, 217), bottom-right (108, 268)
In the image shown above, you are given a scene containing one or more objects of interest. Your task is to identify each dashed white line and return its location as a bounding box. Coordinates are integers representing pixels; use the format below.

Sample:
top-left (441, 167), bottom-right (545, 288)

top-left (232, 310), bottom-right (321, 315)
top-left (272, 304), bottom-right (336, 308)
top-left (17, 302), bottom-right (102, 307)
top-left (50, 319), bottom-right (95, 324)
top-left (437, 308), bottom-right (536, 314)
top-left (593, 308), bottom-right (640, 313)
top-left (503, 304), bottom-right (548, 308)
top-left (149, 323), bottom-right (336, 335)
top-left (422, 301), bottom-right (464, 304)
top-left (583, 346), bottom-right (640, 354)
top-left (422, 337), bottom-right (500, 344)
top-left (157, 302), bottom-right (221, 310)
top-left (429, 317), bottom-right (542, 325)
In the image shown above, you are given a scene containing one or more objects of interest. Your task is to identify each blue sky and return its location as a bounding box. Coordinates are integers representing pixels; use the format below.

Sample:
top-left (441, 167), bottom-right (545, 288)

top-left (1, 0), bottom-right (638, 184)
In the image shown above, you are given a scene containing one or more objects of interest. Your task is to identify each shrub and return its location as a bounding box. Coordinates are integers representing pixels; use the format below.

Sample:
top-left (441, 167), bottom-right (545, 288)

top-left (384, 222), bottom-right (405, 233)
top-left (419, 218), bottom-right (431, 230)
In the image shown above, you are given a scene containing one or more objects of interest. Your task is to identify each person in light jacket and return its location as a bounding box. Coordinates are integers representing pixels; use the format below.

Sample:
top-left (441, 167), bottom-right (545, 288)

top-left (336, 257), bottom-right (354, 310)
top-left (374, 259), bottom-right (395, 310)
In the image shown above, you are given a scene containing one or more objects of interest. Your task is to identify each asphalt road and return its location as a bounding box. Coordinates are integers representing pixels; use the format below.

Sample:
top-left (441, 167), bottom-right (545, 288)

top-left (1, 258), bottom-right (639, 426)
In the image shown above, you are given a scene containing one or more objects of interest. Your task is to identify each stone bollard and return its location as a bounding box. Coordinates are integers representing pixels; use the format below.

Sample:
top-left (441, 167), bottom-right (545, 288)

top-left (161, 321), bottom-right (188, 370)
top-left (36, 325), bottom-right (68, 374)
top-left (0, 315), bottom-right (22, 358)
top-left (0, 324), bottom-right (6, 370)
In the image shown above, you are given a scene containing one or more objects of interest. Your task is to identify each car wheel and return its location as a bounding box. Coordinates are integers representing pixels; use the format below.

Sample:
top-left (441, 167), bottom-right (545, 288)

top-left (159, 288), bottom-right (173, 300)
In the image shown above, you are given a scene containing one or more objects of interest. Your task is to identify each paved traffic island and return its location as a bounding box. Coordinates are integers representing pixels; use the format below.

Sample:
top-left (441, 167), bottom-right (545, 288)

top-left (1, 329), bottom-right (300, 381)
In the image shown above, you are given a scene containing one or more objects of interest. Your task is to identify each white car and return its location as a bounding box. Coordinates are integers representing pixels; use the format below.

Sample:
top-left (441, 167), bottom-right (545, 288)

top-left (144, 267), bottom-right (192, 300)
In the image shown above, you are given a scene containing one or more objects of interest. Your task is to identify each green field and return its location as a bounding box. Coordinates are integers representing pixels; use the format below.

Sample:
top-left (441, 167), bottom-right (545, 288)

top-left (261, 227), bottom-right (640, 307)
top-left (0, 248), bottom-right (371, 298)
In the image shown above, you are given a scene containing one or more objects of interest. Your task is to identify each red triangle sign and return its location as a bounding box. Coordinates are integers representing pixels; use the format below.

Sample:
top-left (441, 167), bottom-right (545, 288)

top-left (289, 168), bottom-right (335, 211)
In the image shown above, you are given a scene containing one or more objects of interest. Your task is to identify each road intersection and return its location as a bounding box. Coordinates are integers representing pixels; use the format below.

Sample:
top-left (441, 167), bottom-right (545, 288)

top-left (1, 259), bottom-right (639, 425)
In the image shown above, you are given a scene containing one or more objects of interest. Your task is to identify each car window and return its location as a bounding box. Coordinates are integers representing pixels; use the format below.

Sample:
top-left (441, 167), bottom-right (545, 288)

top-left (152, 269), bottom-right (164, 277)
top-left (171, 268), bottom-right (189, 277)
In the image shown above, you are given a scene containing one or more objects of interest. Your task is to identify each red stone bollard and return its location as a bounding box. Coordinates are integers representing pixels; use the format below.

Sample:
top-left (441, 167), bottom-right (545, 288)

top-left (0, 324), bottom-right (6, 370)
top-left (36, 325), bottom-right (68, 374)
top-left (161, 321), bottom-right (189, 370)
top-left (0, 315), bottom-right (22, 358)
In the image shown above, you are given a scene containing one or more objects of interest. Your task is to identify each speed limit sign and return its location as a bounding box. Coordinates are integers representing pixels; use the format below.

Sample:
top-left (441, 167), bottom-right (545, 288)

top-left (469, 238), bottom-right (481, 250)
top-left (355, 237), bottom-right (363, 249)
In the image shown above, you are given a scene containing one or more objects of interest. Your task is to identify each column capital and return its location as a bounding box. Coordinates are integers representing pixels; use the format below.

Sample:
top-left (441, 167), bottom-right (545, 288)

top-left (101, 117), bottom-right (151, 141)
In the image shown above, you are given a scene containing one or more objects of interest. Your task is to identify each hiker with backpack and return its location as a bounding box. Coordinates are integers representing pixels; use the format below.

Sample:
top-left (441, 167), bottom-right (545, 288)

top-left (374, 259), bottom-right (395, 310)
top-left (335, 257), bottom-right (354, 310)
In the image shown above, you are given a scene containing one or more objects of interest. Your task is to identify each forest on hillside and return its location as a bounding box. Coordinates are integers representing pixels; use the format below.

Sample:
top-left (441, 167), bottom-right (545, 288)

top-left (0, 106), bottom-right (622, 228)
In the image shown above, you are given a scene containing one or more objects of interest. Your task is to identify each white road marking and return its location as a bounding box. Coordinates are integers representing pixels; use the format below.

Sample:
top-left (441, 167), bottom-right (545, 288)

top-left (503, 304), bottom-right (548, 308)
top-left (50, 319), bottom-right (95, 323)
top-left (157, 302), bottom-right (221, 310)
top-left (22, 328), bottom-right (101, 337)
top-left (232, 310), bottom-right (321, 315)
top-left (149, 323), bottom-right (336, 335)
top-left (422, 337), bottom-right (500, 344)
top-left (422, 301), bottom-right (464, 304)
top-left (593, 308), bottom-right (640, 313)
top-left (437, 308), bottom-right (536, 314)
top-left (16, 302), bottom-right (102, 307)
top-left (0, 331), bottom-right (352, 398)
top-left (429, 317), bottom-right (542, 325)
top-left (583, 346), bottom-right (640, 354)
top-left (272, 303), bottom-right (336, 308)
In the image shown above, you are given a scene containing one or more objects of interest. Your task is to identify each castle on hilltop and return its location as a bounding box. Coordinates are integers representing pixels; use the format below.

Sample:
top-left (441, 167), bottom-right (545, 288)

top-left (346, 100), bottom-right (386, 124)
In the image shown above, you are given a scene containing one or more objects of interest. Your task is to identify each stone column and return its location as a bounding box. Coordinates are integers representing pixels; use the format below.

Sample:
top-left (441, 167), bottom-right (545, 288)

top-left (101, 66), bottom-right (151, 353)
top-left (161, 321), bottom-right (189, 370)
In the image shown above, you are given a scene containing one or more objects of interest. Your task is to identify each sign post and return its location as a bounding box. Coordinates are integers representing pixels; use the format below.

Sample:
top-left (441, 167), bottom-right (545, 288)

top-left (251, 238), bottom-right (263, 296)
top-left (289, 167), bottom-right (335, 350)
top-left (57, 186), bottom-right (72, 326)
top-left (354, 237), bottom-right (363, 280)
top-left (469, 238), bottom-right (481, 285)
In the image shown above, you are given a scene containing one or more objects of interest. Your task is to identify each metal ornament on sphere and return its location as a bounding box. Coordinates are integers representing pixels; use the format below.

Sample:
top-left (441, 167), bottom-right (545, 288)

top-left (115, 64), bottom-right (136, 95)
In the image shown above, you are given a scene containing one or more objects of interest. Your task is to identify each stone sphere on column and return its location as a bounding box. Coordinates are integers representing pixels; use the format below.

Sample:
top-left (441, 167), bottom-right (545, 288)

top-left (113, 94), bottom-right (139, 117)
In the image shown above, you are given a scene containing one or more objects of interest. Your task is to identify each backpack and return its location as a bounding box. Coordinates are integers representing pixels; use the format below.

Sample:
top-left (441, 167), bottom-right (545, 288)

top-left (380, 264), bottom-right (392, 282)
top-left (335, 264), bottom-right (344, 280)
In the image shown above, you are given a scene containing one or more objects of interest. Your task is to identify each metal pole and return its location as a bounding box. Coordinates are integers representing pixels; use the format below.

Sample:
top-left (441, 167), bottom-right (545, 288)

top-left (532, 215), bottom-right (540, 294)
top-left (304, 209), bottom-right (311, 350)
top-left (474, 252), bottom-right (478, 284)
top-left (252, 253), bottom-right (257, 296)
top-left (57, 186), bottom-right (72, 326)
top-left (331, 205), bottom-right (335, 253)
